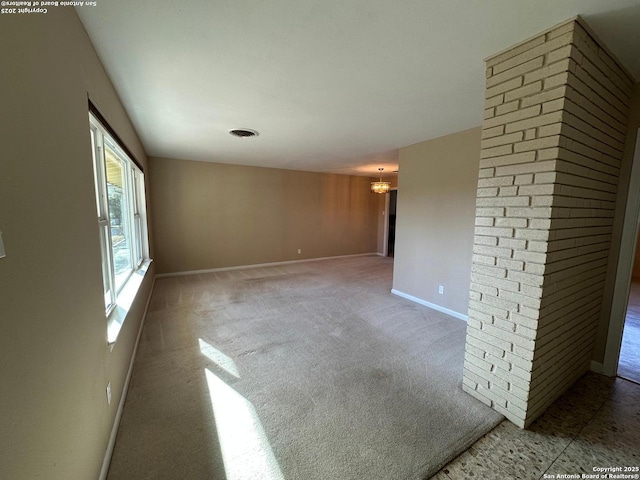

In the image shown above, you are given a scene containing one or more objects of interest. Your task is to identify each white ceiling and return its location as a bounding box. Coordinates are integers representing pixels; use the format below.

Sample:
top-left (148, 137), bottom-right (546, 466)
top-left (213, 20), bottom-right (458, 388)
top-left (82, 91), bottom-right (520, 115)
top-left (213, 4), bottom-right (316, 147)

top-left (76, 0), bottom-right (640, 176)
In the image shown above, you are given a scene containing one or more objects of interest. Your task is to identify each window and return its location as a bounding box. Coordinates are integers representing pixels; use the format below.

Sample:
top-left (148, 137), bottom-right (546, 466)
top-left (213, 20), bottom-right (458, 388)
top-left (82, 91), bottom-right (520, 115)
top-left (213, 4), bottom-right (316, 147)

top-left (90, 112), bottom-right (149, 315)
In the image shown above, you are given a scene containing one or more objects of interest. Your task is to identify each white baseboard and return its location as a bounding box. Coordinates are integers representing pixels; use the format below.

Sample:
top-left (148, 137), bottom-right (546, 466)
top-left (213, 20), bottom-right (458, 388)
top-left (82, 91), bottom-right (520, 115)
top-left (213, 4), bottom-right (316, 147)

top-left (391, 289), bottom-right (468, 322)
top-left (99, 276), bottom-right (156, 480)
top-left (157, 252), bottom-right (379, 278)
top-left (590, 360), bottom-right (605, 374)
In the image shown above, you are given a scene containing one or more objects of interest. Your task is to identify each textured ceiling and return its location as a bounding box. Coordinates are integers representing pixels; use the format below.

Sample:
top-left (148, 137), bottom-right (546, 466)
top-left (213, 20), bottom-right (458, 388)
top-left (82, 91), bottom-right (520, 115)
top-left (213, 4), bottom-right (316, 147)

top-left (76, 0), bottom-right (640, 176)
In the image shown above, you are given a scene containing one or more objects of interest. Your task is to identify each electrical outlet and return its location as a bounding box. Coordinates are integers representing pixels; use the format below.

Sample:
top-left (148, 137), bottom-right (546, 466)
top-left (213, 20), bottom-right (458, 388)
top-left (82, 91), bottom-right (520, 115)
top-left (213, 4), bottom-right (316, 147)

top-left (106, 382), bottom-right (112, 405)
top-left (297, 249), bottom-right (301, 254)
top-left (438, 285), bottom-right (444, 295)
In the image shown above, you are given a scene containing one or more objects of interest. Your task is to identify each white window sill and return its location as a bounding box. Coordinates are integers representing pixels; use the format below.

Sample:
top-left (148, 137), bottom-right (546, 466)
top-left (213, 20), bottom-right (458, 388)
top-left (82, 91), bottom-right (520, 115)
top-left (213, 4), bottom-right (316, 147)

top-left (107, 259), bottom-right (153, 347)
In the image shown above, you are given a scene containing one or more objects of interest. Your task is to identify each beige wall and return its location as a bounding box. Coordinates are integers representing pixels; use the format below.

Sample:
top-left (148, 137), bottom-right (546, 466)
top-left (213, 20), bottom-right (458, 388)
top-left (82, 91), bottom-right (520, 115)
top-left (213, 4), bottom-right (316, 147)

top-left (376, 193), bottom-right (386, 254)
top-left (392, 127), bottom-right (481, 316)
top-left (0, 9), bottom-right (154, 480)
top-left (149, 157), bottom-right (379, 274)
top-left (625, 87), bottom-right (640, 282)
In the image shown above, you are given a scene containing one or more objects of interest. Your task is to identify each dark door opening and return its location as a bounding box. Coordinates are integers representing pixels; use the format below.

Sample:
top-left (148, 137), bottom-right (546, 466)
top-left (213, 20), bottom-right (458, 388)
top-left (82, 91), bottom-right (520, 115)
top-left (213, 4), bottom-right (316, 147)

top-left (388, 190), bottom-right (397, 257)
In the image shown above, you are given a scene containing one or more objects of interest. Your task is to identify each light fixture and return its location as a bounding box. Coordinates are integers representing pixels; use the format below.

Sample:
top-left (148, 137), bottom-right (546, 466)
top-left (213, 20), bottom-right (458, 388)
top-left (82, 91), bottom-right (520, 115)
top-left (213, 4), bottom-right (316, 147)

top-left (371, 168), bottom-right (391, 194)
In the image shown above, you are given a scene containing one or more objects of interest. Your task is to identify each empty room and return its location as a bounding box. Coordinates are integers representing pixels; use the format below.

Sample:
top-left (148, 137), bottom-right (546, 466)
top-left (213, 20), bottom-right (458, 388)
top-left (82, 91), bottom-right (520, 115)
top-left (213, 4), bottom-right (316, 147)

top-left (2, 1), bottom-right (640, 479)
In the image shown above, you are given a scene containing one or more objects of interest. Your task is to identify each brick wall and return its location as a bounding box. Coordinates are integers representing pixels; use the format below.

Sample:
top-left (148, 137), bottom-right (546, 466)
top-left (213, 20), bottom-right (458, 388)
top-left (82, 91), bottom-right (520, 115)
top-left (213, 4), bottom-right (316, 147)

top-left (462, 18), bottom-right (634, 427)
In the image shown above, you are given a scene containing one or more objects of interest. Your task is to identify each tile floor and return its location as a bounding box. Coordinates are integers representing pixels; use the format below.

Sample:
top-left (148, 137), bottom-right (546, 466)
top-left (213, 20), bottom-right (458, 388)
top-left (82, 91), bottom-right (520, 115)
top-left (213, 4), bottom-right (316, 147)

top-left (433, 372), bottom-right (640, 479)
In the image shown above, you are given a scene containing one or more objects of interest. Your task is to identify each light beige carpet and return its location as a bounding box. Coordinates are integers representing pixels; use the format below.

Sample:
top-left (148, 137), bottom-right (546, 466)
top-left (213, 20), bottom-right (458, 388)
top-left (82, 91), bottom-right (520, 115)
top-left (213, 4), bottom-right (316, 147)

top-left (107, 256), bottom-right (502, 480)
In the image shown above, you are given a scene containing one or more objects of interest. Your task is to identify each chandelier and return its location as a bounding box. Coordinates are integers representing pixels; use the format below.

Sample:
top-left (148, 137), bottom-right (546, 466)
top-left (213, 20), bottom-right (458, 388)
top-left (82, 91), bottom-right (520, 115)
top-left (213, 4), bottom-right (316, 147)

top-left (371, 168), bottom-right (391, 194)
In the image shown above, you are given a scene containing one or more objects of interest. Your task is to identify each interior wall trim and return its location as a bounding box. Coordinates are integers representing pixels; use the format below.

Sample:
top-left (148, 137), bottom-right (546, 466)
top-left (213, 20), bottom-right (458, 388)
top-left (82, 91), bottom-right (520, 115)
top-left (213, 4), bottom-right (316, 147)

top-left (156, 253), bottom-right (380, 278)
top-left (99, 276), bottom-right (156, 480)
top-left (391, 288), bottom-right (469, 322)
top-left (590, 361), bottom-right (605, 374)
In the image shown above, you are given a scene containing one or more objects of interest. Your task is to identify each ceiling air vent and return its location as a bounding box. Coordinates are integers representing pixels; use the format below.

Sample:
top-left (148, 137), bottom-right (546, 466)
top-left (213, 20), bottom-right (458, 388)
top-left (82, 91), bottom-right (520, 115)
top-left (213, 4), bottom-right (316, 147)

top-left (229, 128), bottom-right (259, 138)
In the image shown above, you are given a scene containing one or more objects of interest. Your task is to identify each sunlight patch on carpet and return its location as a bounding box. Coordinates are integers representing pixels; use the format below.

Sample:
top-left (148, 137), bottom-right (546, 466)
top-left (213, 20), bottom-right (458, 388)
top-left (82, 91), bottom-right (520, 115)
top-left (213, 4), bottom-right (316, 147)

top-left (199, 338), bottom-right (240, 379)
top-left (205, 368), bottom-right (285, 480)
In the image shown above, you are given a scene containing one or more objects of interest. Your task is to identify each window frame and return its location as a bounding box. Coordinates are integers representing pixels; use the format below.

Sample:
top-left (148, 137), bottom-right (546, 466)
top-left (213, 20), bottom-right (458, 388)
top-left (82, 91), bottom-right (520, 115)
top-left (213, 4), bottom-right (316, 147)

top-left (89, 112), bottom-right (149, 317)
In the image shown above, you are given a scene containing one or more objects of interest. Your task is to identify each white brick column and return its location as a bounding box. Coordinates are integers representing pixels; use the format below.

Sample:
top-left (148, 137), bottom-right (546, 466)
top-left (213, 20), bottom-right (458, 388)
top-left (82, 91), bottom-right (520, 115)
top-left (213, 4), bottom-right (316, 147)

top-left (462, 17), bottom-right (634, 427)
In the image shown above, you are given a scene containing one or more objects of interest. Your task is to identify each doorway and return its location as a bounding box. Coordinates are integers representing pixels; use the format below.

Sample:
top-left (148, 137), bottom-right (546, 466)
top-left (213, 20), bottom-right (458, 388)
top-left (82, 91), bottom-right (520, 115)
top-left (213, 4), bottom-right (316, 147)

top-left (603, 129), bottom-right (640, 380)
